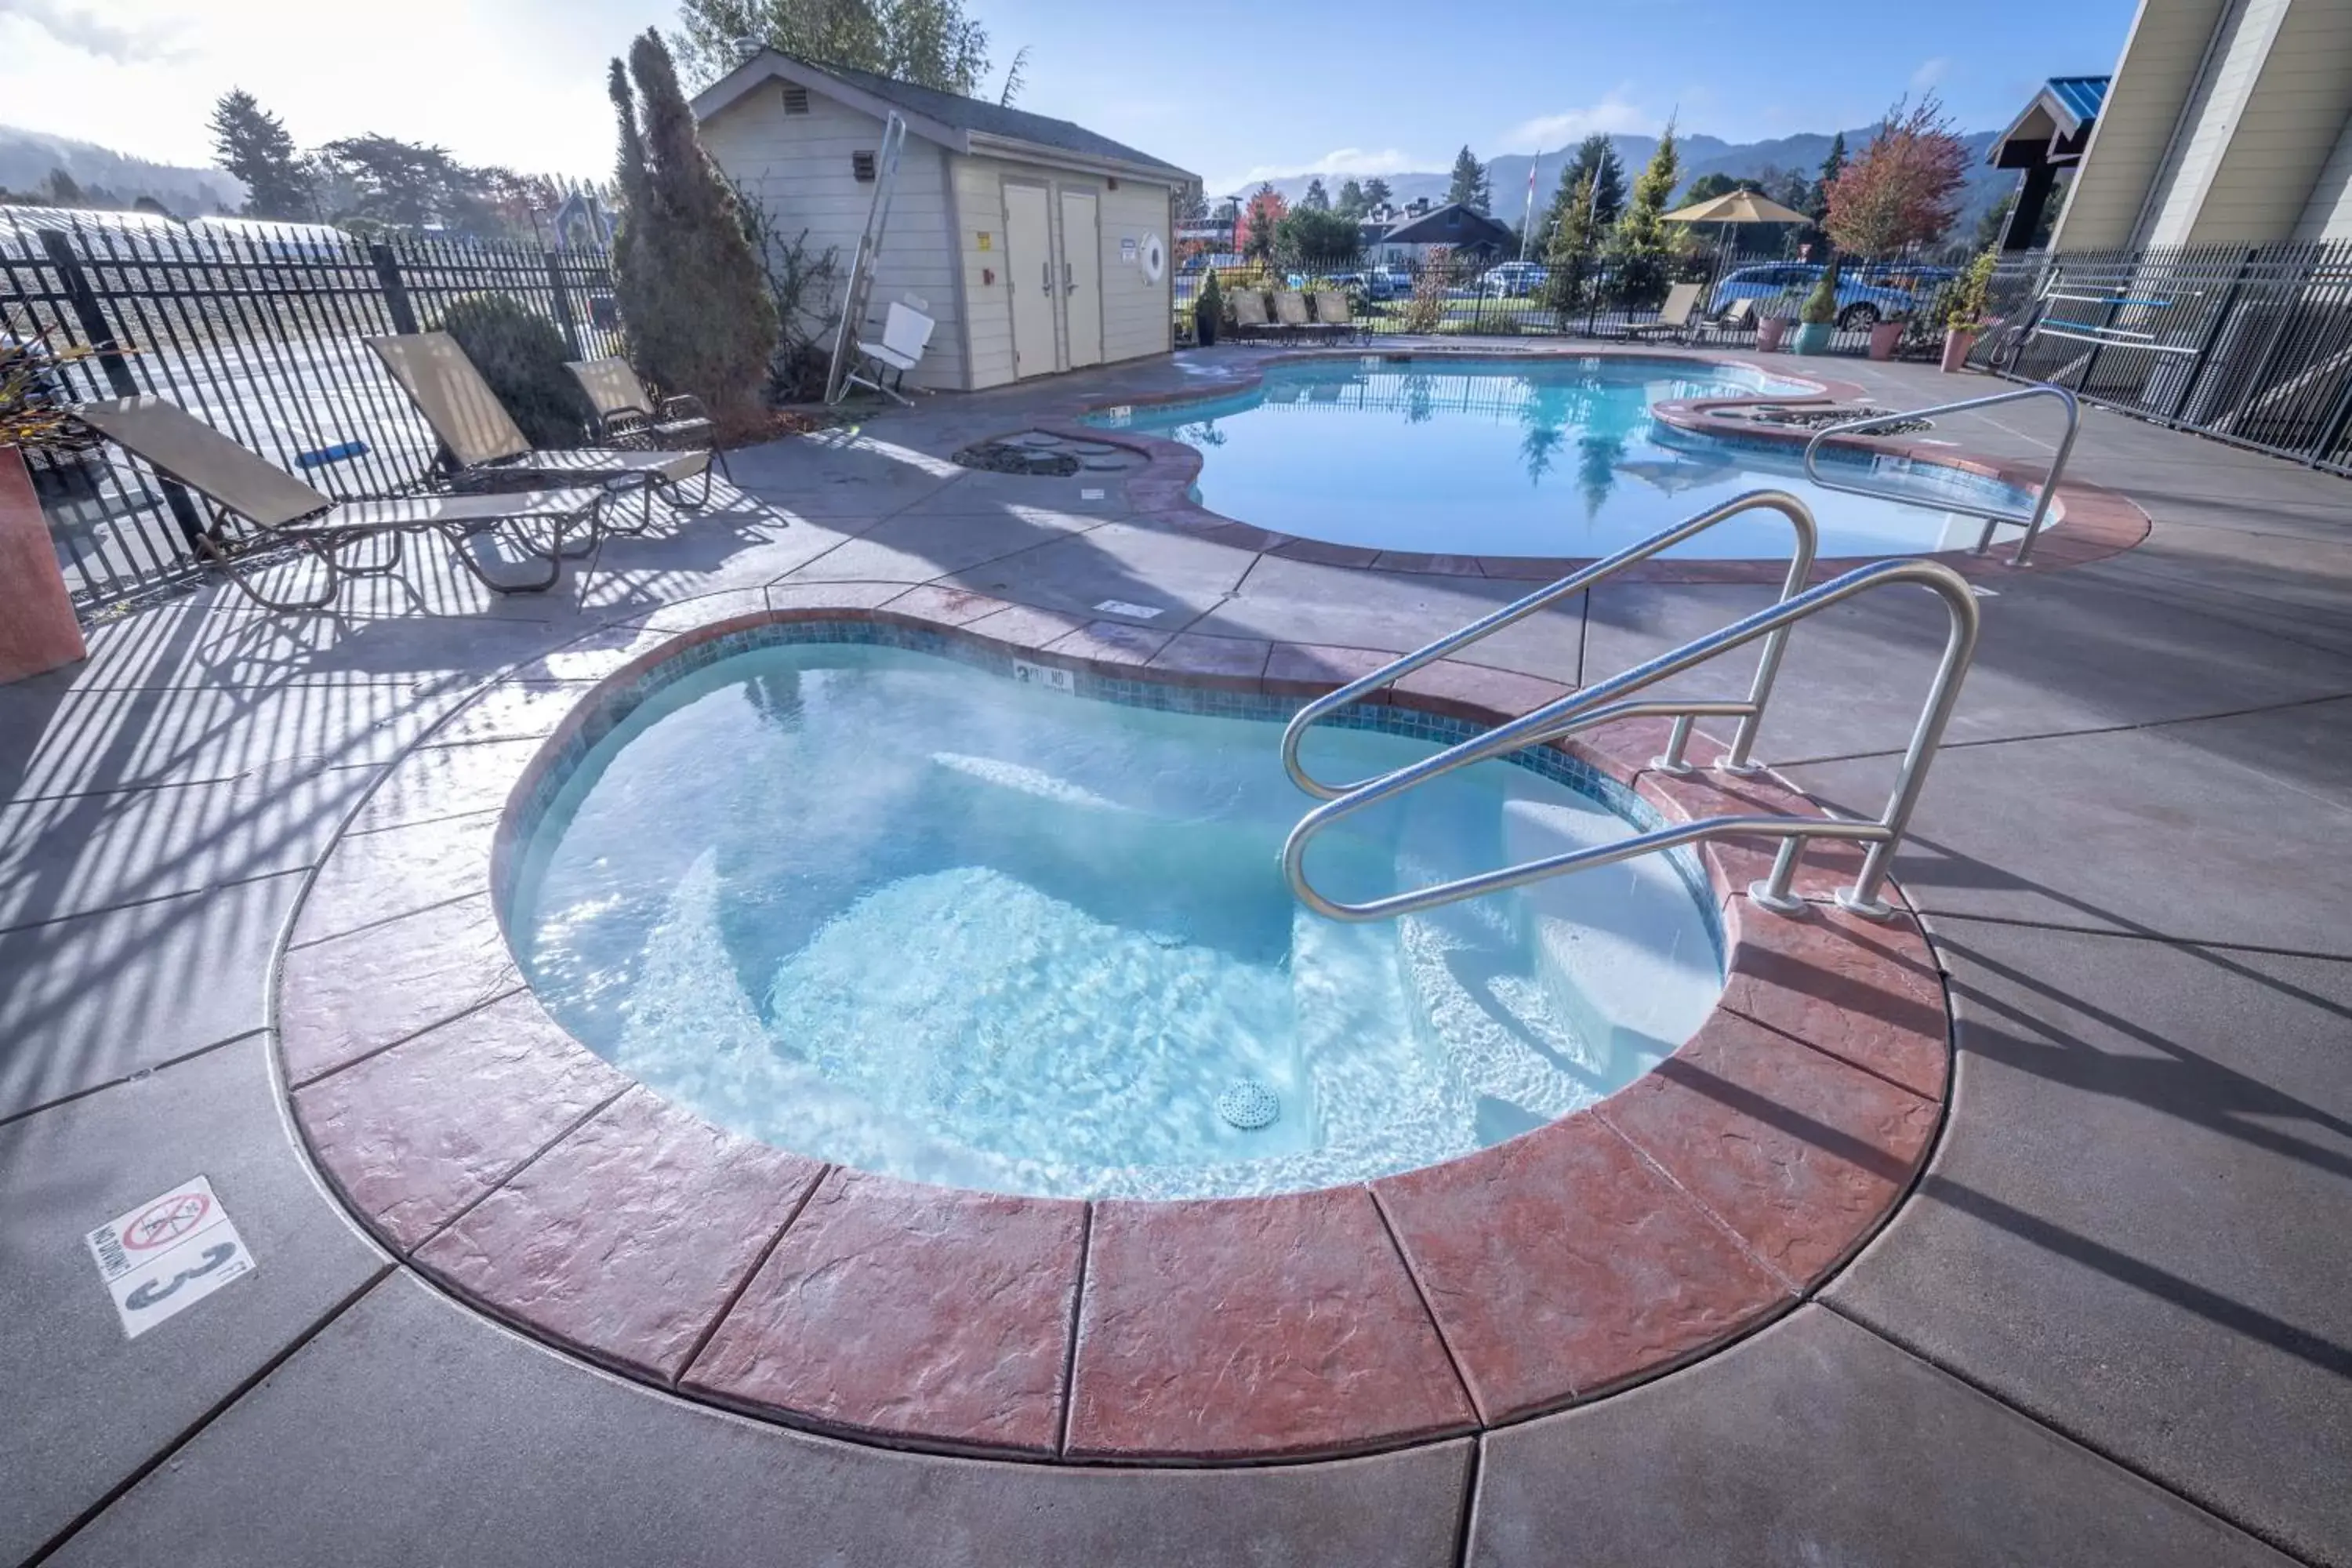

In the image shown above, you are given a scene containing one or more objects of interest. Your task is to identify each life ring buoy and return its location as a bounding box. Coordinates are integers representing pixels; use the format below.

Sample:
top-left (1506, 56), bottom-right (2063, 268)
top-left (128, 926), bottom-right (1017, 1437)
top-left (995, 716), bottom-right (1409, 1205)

top-left (1141, 232), bottom-right (1167, 283)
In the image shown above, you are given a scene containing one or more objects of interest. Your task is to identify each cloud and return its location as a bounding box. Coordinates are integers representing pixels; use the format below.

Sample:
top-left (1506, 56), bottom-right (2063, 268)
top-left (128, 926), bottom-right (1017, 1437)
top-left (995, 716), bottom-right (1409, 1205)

top-left (1206, 147), bottom-right (1427, 195)
top-left (1909, 57), bottom-right (1950, 94)
top-left (0, 0), bottom-right (189, 62)
top-left (1501, 89), bottom-right (1660, 152)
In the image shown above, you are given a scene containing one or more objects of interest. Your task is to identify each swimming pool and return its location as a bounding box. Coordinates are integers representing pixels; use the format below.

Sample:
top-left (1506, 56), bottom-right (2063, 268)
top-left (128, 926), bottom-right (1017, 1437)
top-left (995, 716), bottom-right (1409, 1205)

top-left (1089, 355), bottom-right (2040, 559)
top-left (505, 633), bottom-right (1725, 1201)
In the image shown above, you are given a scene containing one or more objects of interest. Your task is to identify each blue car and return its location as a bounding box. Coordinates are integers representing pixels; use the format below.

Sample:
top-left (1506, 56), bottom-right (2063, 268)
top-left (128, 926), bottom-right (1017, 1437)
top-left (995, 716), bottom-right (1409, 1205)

top-left (1709, 263), bottom-right (1955, 328)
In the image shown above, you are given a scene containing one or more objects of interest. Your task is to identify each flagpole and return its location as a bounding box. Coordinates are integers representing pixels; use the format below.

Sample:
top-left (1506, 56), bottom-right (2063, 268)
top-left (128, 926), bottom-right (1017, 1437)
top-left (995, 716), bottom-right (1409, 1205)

top-left (1521, 151), bottom-right (1542, 261)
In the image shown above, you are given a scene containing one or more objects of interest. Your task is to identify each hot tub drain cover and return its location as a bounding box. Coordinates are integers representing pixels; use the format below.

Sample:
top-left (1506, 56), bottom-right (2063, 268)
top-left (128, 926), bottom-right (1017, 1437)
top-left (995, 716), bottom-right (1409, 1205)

top-left (1217, 1079), bottom-right (1279, 1131)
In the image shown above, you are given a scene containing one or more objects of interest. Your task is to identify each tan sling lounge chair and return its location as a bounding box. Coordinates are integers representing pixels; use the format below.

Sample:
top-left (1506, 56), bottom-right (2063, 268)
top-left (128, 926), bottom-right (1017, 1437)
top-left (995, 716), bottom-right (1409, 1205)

top-left (1272, 289), bottom-right (1326, 341)
top-left (368, 332), bottom-right (717, 523)
top-left (1695, 295), bottom-right (1757, 340)
top-left (1312, 289), bottom-right (1367, 344)
top-left (1623, 282), bottom-right (1705, 342)
top-left (76, 395), bottom-right (604, 612)
top-left (1227, 287), bottom-right (1274, 342)
top-left (565, 356), bottom-right (720, 456)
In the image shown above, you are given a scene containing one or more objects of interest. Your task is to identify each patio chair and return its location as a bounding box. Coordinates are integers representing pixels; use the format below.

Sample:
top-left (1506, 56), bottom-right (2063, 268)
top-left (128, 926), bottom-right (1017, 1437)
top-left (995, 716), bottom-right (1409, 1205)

top-left (367, 332), bottom-right (716, 524)
top-left (1693, 296), bottom-right (1758, 341)
top-left (1272, 289), bottom-right (1332, 342)
top-left (839, 300), bottom-right (937, 406)
top-left (565, 356), bottom-right (720, 459)
top-left (1624, 282), bottom-right (1705, 342)
top-left (1227, 288), bottom-right (1275, 343)
top-left (1313, 289), bottom-right (1368, 345)
top-left (75, 394), bottom-right (604, 612)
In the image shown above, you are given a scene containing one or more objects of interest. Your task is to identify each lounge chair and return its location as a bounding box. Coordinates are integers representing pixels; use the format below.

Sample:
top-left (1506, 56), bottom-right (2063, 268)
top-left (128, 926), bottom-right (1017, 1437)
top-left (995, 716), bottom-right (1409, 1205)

top-left (1227, 288), bottom-right (1274, 343)
top-left (1272, 289), bottom-right (1330, 342)
top-left (839, 300), bottom-right (937, 406)
top-left (76, 394), bottom-right (604, 612)
top-left (368, 332), bottom-right (717, 521)
top-left (566, 356), bottom-right (720, 456)
top-left (1624, 282), bottom-right (1705, 342)
top-left (1694, 296), bottom-right (1758, 341)
top-left (1313, 289), bottom-right (1367, 345)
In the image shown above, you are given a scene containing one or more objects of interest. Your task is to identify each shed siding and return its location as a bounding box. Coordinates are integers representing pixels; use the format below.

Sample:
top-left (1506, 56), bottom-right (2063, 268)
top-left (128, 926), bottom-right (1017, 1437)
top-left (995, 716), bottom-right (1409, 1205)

top-left (697, 84), bottom-right (968, 389)
top-left (2054, 0), bottom-right (2235, 249)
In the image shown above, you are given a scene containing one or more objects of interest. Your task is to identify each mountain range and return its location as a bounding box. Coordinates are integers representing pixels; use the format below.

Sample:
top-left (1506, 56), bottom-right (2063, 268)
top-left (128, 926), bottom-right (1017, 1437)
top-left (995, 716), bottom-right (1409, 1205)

top-left (0, 126), bottom-right (243, 214)
top-left (1247, 126), bottom-right (2012, 237)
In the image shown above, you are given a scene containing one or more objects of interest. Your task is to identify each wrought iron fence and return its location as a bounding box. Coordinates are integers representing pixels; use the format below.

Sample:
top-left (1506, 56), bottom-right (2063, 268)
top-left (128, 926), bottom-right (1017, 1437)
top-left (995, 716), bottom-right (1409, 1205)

top-left (0, 212), bottom-right (622, 608)
top-left (1968, 240), bottom-right (2352, 474)
top-left (1172, 243), bottom-right (1965, 358)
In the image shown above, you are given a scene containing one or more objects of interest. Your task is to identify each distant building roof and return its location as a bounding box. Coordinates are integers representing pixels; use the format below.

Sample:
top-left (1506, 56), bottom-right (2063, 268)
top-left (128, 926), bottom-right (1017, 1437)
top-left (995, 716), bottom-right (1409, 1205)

top-left (1991, 76), bottom-right (2111, 168)
top-left (692, 52), bottom-right (1196, 183)
top-left (1381, 202), bottom-right (1516, 249)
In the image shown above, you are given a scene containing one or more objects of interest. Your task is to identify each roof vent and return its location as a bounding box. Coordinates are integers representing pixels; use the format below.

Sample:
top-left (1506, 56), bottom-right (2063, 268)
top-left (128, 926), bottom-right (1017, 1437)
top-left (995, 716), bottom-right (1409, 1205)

top-left (782, 82), bottom-right (811, 114)
top-left (731, 36), bottom-right (764, 64)
top-left (852, 151), bottom-right (877, 182)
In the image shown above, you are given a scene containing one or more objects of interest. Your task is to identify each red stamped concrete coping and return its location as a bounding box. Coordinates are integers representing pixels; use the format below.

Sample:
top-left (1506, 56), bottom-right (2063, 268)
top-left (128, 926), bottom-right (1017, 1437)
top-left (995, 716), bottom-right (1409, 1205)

top-left (274, 583), bottom-right (1953, 1466)
top-left (1021, 345), bottom-right (2148, 585)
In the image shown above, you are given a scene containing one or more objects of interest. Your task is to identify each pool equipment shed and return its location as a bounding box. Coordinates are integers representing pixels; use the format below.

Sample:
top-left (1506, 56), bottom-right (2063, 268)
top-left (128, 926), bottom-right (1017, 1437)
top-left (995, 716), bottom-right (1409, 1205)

top-left (693, 52), bottom-right (1197, 392)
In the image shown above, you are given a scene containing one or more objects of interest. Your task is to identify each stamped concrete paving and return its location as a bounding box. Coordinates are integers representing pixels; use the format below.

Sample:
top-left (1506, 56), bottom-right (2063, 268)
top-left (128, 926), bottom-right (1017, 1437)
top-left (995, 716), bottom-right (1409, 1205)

top-left (1, 345), bottom-right (2346, 1565)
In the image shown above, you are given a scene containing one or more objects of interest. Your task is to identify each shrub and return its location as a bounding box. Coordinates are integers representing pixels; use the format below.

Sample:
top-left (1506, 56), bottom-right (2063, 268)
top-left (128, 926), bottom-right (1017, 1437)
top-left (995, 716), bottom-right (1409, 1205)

top-left (1946, 249), bottom-right (1997, 329)
top-left (608, 30), bottom-right (778, 430)
top-left (1399, 254), bottom-right (1450, 334)
top-left (435, 294), bottom-right (593, 449)
top-left (1800, 257), bottom-right (1841, 325)
top-left (1197, 270), bottom-right (1222, 326)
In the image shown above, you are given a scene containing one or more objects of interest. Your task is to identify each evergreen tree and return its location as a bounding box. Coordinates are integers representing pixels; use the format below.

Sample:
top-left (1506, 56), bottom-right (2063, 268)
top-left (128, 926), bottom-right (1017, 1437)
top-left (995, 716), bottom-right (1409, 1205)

top-left (608, 29), bottom-right (779, 426)
top-left (1446, 147), bottom-right (1490, 213)
top-left (39, 168), bottom-right (83, 207)
top-left (1798, 131), bottom-right (1845, 254)
top-left (1301, 177), bottom-right (1330, 212)
top-left (1606, 123), bottom-right (1684, 307)
top-left (672, 0), bottom-right (993, 94)
top-left (1541, 169), bottom-right (1599, 314)
top-left (209, 90), bottom-right (313, 220)
top-left (1565, 134), bottom-right (1626, 230)
top-left (1334, 177), bottom-right (1367, 219)
top-left (1362, 177), bottom-right (1392, 210)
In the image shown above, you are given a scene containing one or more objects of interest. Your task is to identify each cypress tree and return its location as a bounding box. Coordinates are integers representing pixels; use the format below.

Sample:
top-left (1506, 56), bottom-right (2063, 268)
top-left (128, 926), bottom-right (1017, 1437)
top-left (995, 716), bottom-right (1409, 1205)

top-left (608, 30), bottom-right (779, 428)
top-left (1606, 124), bottom-right (1685, 307)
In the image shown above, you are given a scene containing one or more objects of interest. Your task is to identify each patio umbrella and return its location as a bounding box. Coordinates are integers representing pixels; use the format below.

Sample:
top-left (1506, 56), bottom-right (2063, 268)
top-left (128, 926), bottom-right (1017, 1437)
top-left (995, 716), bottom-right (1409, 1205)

top-left (1663, 189), bottom-right (1814, 311)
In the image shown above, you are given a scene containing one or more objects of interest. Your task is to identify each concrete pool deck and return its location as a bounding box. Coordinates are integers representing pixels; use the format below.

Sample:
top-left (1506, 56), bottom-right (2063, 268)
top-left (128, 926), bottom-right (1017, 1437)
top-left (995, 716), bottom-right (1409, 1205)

top-left (1, 345), bottom-right (2347, 1566)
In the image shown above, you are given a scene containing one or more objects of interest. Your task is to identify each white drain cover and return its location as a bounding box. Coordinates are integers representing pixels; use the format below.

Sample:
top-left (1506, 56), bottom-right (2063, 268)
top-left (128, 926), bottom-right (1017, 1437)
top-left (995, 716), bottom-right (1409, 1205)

top-left (1216, 1079), bottom-right (1279, 1131)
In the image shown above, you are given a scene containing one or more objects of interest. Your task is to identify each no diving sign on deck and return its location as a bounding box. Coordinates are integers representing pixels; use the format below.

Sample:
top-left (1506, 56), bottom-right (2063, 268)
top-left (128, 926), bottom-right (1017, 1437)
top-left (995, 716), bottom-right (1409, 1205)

top-left (85, 1177), bottom-right (256, 1339)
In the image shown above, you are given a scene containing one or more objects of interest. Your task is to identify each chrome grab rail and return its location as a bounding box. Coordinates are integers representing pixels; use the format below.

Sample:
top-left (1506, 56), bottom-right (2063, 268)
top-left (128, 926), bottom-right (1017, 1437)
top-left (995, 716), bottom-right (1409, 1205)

top-left (1801, 383), bottom-right (2080, 568)
top-left (1283, 490), bottom-right (1819, 801)
top-left (1281, 557), bottom-right (1981, 924)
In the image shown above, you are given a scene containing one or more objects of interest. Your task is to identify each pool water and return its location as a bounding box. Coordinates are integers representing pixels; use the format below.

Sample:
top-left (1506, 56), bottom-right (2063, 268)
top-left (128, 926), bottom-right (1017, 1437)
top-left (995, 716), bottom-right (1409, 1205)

top-left (508, 642), bottom-right (1725, 1200)
top-left (1091, 356), bottom-right (2037, 558)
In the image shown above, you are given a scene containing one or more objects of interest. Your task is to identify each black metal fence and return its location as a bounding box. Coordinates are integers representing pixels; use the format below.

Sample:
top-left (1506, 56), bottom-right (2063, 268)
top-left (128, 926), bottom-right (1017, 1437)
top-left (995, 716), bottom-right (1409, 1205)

top-left (1174, 244), bottom-right (1969, 359)
top-left (1, 214), bottom-right (622, 607)
top-left (1968, 240), bottom-right (2352, 474)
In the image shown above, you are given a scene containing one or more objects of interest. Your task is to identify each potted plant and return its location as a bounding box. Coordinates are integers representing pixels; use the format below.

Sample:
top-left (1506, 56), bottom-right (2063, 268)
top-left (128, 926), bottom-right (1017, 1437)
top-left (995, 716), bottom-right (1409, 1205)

top-left (0, 334), bottom-right (90, 684)
top-left (1867, 305), bottom-right (1908, 361)
top-left (1195, 270), bottom-right (1222, 348)
top-left (1755, 287), bottom-right (1803, 352)
top-left (1941, 250), bottom-right (1996, 372)
top-left (1791, 257), bottom-right (1841, 356)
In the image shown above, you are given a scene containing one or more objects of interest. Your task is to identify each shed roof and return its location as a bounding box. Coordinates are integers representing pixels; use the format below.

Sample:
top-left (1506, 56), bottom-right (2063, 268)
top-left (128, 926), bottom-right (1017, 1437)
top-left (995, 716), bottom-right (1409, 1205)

top-left (1990, 75), bottom-right (2111, 166)
top-left (1381, 202), bottom-right (1516, 249)
top-left (691, 52), bottom-right (1196, 183)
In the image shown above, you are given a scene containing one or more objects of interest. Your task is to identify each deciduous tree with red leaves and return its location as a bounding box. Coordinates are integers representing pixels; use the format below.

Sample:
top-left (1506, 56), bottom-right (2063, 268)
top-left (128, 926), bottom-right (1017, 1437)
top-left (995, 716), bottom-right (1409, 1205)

top-left (1234, 183), bottom-right (1287, 270)
top-left (1825, 96), bottom-right (1970, 260)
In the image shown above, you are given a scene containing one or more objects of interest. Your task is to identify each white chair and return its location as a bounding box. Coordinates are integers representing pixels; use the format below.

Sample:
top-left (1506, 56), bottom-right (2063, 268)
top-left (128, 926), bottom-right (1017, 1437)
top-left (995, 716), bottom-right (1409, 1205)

top-left (844, 300), bottom-right (936, 405)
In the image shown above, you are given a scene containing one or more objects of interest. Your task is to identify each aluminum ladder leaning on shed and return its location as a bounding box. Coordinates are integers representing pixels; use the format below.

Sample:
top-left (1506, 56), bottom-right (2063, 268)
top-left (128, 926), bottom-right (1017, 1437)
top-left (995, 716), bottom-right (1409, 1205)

top-left (1279, 490), bottom-right (1981, 925)
top-left (1800, 383), bottom-right (2080, 567)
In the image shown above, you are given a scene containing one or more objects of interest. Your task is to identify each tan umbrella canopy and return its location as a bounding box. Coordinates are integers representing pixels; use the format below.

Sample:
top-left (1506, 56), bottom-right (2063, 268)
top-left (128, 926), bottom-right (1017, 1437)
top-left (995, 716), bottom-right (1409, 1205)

top-left (1662, 190), bottom-right (1813, 226)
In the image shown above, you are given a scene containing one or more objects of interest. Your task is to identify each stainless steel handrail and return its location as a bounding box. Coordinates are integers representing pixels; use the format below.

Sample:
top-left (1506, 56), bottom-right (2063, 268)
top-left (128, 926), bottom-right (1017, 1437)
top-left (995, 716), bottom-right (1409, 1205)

top-left (1801, 383), bottom-right (2080, 568)
top-left (1283, 490), bottom-right (1819, 800)
top-left (1281, 557), bottom-right (1981, 924)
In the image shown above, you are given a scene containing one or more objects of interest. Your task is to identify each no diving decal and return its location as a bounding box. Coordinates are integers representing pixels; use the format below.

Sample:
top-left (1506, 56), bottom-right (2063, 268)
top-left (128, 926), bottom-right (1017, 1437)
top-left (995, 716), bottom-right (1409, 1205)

top-left (85, 1176), bottom-right (256, 1339)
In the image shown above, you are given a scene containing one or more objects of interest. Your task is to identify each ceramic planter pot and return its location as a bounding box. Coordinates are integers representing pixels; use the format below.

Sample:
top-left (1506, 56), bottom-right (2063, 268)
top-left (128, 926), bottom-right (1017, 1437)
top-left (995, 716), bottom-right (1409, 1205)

top-left (1940, 328), bottom-right (1979, 373)
top-left (0, 445), bottom-right (87, 684)
top-left (1867, 320), bottom-right (1906, 361)
top-left (1195, 301), bottom-right (1220, 347)
top-left (1791, 322), bottom-right (1835, 356)
top-left (1756, 316), bottom-right (1791, 352)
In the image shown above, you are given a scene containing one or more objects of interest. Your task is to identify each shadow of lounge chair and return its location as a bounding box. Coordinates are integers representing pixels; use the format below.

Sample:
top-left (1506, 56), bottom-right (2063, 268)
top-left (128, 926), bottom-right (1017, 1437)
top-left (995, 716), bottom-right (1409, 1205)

top-left (75, 394), bottom-right (603, 612)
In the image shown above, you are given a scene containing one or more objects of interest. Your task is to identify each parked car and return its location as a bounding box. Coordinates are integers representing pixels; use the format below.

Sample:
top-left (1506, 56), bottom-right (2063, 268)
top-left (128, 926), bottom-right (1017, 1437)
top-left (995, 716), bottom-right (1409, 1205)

top-left (1708, 263), bottom-right (1955, 328)
top-left (1481, 261), bottom-right (1550, 297)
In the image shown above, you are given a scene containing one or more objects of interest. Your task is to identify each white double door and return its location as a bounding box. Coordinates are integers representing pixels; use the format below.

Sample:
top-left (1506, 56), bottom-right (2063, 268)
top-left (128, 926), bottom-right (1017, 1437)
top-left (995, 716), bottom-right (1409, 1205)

top-left (1005, 183), bottom-right (1102, 379)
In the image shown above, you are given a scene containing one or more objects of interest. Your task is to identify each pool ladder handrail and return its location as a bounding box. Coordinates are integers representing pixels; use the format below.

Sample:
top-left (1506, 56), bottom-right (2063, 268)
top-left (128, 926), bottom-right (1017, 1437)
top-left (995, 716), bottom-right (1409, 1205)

top-left (1800, 383), bottom-right (2080, 568)
top-left (1279, 556), bottom-right (1981, 924)
top-left (1283, 488), bottom-right (1823, 807)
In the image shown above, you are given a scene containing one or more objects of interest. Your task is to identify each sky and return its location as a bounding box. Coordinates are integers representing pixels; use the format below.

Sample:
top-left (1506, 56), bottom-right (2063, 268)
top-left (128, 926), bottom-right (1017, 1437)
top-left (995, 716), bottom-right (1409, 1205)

top-left (0, 0), bottom-right (2143, 187)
